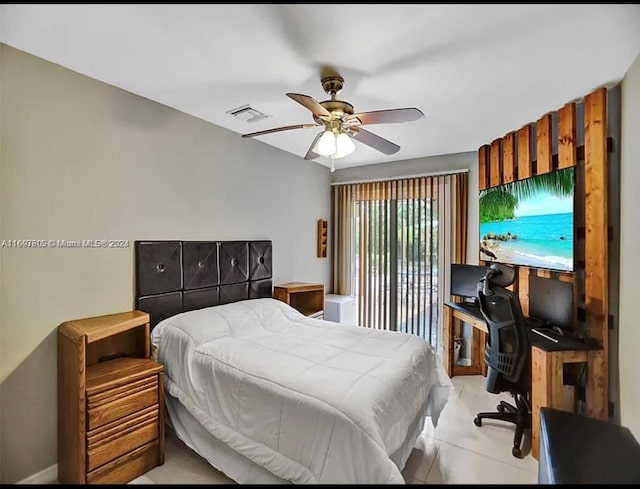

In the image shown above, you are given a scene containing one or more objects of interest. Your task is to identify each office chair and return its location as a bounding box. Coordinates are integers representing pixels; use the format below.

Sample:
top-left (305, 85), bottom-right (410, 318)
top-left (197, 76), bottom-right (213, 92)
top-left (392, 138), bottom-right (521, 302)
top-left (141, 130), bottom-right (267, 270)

top-left (473, 263), bottom-right (531, 458)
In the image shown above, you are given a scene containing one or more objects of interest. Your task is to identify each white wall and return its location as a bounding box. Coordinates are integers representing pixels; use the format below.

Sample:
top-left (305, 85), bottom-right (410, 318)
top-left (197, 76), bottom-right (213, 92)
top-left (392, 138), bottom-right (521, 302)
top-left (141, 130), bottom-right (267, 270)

top-left (619, 52), bottom-right (640, 438)
top-left (0, 44), bottom-right (331, 483)
top-left (332, 151), bottom-right (479, 263)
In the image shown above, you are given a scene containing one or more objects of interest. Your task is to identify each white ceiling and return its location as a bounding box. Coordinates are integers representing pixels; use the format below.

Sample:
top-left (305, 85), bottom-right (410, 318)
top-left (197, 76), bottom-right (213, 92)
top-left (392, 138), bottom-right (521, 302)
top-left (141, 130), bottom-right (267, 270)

top-left (2, 4), bottom-right (640, 170)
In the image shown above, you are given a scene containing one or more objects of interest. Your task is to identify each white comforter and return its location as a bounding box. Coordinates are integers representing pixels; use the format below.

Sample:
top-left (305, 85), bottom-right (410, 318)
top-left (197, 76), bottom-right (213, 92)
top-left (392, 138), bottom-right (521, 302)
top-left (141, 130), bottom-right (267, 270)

top-left (151, 298), bottom-right (452, 484)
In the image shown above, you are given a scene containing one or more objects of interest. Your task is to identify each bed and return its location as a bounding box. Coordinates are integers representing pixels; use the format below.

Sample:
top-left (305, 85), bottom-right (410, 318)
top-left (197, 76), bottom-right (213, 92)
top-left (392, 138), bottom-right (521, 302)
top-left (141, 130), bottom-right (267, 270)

top-left (136, 240), bottom-right (452, 484)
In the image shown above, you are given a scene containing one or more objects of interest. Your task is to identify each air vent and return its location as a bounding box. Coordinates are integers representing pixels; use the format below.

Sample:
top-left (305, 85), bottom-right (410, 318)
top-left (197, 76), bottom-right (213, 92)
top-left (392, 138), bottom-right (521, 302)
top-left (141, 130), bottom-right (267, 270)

top-left (226, 105), bottom-right (271, 124)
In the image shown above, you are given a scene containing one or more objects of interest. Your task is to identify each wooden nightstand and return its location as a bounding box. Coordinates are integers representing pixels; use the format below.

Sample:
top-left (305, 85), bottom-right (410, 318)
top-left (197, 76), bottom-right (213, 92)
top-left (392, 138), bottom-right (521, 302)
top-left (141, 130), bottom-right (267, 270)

top-left (58, 310), bottom-right (164, 484)
top-left (273, 282), bottom-right (324, 317)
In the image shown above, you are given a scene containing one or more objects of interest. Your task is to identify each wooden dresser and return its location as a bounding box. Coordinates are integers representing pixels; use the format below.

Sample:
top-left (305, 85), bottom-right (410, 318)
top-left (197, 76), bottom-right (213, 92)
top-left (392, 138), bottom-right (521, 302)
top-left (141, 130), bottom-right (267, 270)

top-left (58, 310), bottom-right (164, 484)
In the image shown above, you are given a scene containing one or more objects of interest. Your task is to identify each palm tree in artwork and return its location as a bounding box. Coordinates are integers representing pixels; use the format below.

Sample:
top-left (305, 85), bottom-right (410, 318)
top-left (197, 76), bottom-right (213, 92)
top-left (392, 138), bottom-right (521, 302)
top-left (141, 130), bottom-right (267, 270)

top-left (479, 169), bottom-right (574, 224)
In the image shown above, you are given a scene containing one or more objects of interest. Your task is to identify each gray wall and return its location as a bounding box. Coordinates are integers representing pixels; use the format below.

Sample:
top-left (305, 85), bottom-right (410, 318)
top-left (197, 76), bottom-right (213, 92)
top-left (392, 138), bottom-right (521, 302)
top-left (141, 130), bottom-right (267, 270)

top-left (619, 51), bottom-right (640, 438)
top-left (0, 44), bottom-right (331, 483)
top-left (332, 151), bottom-right (479, 264)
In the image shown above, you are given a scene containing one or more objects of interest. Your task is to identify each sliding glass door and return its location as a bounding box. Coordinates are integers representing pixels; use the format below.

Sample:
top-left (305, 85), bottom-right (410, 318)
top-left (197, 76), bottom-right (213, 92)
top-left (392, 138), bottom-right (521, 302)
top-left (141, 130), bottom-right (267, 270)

top-left (331, 173), bottom-right (467, 351)
top-left (352, 181), bottom-right (439, 346)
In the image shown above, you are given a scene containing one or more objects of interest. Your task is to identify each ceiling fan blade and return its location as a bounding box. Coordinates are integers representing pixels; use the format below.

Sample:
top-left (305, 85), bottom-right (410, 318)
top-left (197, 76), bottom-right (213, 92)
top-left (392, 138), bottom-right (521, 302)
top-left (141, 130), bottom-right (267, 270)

top-left (351, 128), bottom-right (400, 155)
top-left (241, 123), bottom-right (318, 138)
top-left (347, 108), bottom-right (424, 125)
top-left (304, 132), bottom-right (323, 160)
top-left (286, 93), bottom-right (332, 118)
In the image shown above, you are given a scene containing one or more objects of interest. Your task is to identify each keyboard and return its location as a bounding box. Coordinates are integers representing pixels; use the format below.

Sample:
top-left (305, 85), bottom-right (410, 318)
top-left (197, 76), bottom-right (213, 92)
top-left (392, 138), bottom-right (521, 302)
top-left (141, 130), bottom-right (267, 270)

top-left (525, 318), bottom-right (600, 350)
top-left (526, 317), bottom-right (567, 344)
top-left (531, 327), bottom-right (562, 343)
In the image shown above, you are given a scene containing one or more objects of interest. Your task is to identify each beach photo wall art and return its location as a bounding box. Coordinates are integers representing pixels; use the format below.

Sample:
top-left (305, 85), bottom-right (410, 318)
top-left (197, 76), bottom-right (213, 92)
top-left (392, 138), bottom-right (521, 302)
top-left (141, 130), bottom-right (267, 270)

top-left (479, 168), bottom-right (574, 272)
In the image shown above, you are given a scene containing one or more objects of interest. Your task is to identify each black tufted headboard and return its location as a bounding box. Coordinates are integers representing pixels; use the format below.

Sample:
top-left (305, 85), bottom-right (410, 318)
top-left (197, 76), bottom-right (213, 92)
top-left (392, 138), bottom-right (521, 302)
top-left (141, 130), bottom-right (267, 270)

top-left (135, 240), bottom-right (272, 328)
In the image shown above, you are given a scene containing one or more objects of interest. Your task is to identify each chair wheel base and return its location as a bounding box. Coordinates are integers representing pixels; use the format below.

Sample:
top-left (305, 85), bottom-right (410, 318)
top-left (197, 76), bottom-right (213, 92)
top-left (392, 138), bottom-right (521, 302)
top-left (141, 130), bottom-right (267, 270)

top-left (512, 446), bottom-right (522, 458)
top-left (473, 417), bottom-right (482, 427)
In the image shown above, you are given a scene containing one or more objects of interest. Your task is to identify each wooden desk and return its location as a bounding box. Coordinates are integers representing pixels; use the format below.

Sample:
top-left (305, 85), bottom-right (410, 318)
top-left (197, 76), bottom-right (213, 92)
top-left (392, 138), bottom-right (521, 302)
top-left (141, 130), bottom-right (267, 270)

top-left (530, 347), bottom-right (586, 459)
top-left (443, 301), bottom-right (487, 377)
top-left (443, 301), bottom-right (602, 461)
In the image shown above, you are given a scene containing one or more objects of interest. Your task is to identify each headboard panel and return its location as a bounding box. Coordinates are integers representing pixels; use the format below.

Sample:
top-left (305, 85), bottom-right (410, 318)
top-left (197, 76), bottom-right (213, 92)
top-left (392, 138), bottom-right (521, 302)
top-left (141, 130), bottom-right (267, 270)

top-left (136, 241), bottom-right (183, 296)
top-left (135, 240), bottom-right (272, 328)
top-left (250, 241), bottom-right (272, 280)
top-left (183, 241), bottom-right (219, 290)
top-left (219, 241), bottom-right (249, 284)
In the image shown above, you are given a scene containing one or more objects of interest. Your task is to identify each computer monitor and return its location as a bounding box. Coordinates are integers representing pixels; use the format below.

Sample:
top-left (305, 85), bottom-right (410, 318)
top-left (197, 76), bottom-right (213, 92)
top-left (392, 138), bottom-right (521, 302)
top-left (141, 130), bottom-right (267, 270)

top-left (450, 264), bottom-right (491, 302)
top-left (528, 275), bottom-right (574, 330)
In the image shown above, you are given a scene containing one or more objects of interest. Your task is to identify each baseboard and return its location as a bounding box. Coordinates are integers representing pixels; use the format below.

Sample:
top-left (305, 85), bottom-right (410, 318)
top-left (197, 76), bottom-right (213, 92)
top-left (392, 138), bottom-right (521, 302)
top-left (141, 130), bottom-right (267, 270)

top-left (17, 464), bottom-right (58, 484)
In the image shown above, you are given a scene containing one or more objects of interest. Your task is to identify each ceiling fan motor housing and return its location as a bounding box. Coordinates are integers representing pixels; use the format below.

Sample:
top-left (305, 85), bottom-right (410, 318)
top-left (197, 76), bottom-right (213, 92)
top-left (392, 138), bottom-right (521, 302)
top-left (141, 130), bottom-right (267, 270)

top-left (321, 75), bottom-right (344, 97)
top-left (314, 100), bottom-right (355, 124)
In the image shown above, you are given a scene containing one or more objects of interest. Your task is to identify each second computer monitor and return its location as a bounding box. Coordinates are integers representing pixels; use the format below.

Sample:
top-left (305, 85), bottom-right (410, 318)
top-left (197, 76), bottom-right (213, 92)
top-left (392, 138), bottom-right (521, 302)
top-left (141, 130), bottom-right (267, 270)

top-left (450, 264), bottom-right (491, 301)
top-left (528, 275), bottom-right (574, 330)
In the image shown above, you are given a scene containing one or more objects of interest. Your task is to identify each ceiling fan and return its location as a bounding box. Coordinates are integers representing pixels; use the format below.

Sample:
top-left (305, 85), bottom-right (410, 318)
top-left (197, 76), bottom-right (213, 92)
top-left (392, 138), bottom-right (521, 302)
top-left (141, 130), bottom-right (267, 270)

top-left (241, 73), bottom-right (424, 167)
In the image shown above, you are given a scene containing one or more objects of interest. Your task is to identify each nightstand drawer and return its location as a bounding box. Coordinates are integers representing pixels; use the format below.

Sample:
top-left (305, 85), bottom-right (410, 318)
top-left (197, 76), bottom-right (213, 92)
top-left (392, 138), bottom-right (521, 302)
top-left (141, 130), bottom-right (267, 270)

top-left (87, 413), bottom-right (158, 471)
top-left (87, 404), bottom-right (158, 444)
top-left (87, 376), bottom-right (158, 431)
top-left (87, 441), bottom-right (159, 484)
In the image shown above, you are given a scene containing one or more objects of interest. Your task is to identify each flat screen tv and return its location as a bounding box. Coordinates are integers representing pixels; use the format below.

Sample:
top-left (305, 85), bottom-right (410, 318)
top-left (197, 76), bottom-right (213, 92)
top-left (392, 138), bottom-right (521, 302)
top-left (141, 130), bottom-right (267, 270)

top-left (479, 167), bottom-right (574, 272)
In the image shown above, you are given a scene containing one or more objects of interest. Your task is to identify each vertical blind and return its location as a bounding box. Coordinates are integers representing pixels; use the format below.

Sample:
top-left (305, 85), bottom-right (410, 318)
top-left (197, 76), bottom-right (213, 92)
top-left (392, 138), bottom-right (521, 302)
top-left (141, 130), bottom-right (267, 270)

top-left (331, 173), bottom-right (468, 348)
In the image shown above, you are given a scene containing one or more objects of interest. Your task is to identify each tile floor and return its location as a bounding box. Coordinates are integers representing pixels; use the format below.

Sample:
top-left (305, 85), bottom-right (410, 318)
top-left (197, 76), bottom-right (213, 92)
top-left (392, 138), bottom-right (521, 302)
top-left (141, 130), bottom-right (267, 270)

top-left (131, 375), bottom-right (538, 484)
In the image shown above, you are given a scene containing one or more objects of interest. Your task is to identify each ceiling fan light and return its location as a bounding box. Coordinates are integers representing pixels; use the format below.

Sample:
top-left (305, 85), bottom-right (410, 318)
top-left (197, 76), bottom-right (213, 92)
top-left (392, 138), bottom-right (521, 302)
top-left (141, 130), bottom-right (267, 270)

top-left (334, 132), bottom-right (355, 158)
top-left (314, 130), bottom-right (337, 157)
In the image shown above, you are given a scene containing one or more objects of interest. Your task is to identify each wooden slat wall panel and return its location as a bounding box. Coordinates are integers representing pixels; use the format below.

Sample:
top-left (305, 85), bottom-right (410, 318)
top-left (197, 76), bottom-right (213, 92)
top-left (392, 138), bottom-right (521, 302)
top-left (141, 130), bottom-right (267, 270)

top-left (518, 267), bottom-right (530, 317)
top-left (584, 87), bottom-right (608, 420)
top-left (478, 145), bottom-right (489, 190)
top-left (557, 272), bottom-right (574, 283)
top-left (502, 132), bottom-right (516, 183)
top-left (536, 114), bottom-right (553, 175)
top-left (558, 103), bottom-right (577, 169)
top-left (575, 161), bottom-right (586, 268)
top-left (587, 350), bottom-right (608, 420)
top-left (476, 86), bottom-right (609, 425)
top-left (584, 87), bottom-right (608, 344)
top-left (538, 269), bottom-right (552, 279)
top-left (517, 125), bottom-right (532, 179)
top-left (490, 139), bottom-right (502, 187)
